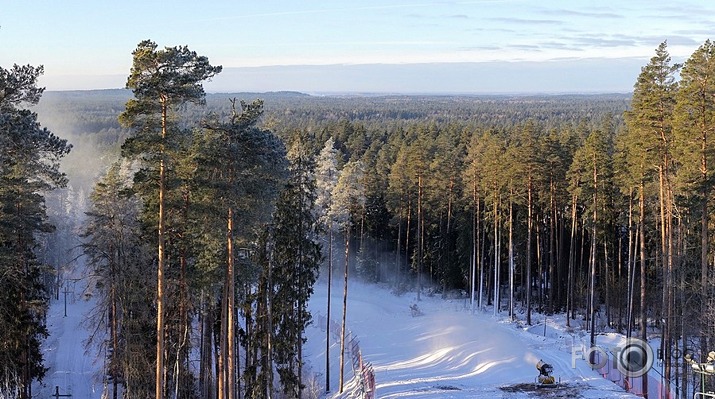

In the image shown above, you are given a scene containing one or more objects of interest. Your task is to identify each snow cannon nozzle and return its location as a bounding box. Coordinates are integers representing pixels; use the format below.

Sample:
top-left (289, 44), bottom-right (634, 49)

top-left (536, 360), bottom-right (553, 375)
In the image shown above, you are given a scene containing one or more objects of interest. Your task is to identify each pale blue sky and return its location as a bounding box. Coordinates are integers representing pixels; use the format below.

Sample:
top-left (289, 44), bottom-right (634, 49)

top-left (1, 1), bottom-right (714, 93)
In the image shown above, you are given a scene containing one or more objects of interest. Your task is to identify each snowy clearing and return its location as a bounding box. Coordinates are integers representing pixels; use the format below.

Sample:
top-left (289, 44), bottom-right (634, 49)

top-left (34, 279), bottom-right (102, 398)
top-left (35, 274), bottom-right (662, 399)
top-left (305, 279), bottom-right (642, 398)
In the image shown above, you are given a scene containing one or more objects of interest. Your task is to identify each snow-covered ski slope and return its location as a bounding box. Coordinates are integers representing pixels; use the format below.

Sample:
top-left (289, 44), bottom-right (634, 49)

top-left (305, 280), bottom-right (641, 398)
top-left (34, 279), bottom-right (103, 398)
top-left (35, 273), bottom-right (645, 399)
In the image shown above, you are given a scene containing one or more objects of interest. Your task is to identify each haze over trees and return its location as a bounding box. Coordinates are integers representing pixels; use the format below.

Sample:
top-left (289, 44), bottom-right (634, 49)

top-left (6, 38), bottom-right (715, 398)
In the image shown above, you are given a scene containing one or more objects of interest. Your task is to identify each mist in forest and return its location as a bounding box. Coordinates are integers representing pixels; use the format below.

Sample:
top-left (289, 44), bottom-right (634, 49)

top-left (31, 94), bottom-right (126, 297)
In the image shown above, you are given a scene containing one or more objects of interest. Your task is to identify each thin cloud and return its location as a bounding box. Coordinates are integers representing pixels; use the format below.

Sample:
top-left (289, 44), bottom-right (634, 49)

top-left (538, 7), bottom-right (624, 19)
top-left (569, 36), bottom-right (639, 48)
top-left (487, 17), bottom-right (565, 25)
top-left (197, 2), bottom-right (456, 22)
top-left (468, 27), bottom-right (518, 34)
top-left (507, 44), bottom-right (544, 51)
top-left (536, 41), bottom-right (582, 51)
top-left (674, 28), bottom-right (715, 36)
top-left (458, 45), bottom-right (502, 51)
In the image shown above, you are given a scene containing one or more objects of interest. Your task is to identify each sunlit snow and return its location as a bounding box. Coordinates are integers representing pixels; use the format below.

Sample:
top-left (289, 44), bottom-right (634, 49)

top-left (35, 270), bottom-right (661, 398)
top-left (304, 279), bottom-right (642, 398)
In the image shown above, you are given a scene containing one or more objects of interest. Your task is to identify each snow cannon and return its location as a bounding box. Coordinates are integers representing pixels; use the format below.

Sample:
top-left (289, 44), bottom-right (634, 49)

top-left (687, 351), bottom-right (715, 399)
top-left (535, 360), bottom-right (558, 388)
top-left (686, 351), bottom-right (715, 375)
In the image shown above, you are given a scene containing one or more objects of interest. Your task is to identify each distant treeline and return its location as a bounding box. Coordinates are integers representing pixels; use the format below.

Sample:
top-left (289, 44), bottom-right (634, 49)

top-left (36, 89), bottom-right (630, 138)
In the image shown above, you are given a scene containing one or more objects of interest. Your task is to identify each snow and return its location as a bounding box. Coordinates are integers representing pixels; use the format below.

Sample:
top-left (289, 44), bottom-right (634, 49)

top-left (34, 272), bottom-right (657, 399)
top-left (34, 278), bottom-right (104, 398)
top-left (304, 280), bottom-right (643, 398)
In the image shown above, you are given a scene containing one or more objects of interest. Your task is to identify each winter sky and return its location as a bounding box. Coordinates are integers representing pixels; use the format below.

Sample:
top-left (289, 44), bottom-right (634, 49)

top-left (2, 1), bottom-right (714, 93)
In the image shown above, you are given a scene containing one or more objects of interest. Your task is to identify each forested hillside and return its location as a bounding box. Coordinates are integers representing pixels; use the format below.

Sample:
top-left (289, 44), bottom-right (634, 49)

top-left (4, 39), bottom-right (715, 398)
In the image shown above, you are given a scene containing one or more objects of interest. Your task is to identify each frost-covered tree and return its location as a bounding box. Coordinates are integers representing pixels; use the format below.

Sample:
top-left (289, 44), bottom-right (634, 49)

top-left (82, 160), bottom-right (152, 399)
top-left (330, 160), bottom-right (365, 393)
top-left (313, 137), bottom-right (340, 392)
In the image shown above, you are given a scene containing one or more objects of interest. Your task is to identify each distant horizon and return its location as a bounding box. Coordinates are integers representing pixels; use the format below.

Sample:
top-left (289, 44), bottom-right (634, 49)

top-left (42, 87), bottom-right (634, 96)
top-left (38, 59), bottom-right (646, 95)
top-left (40, 87), bottom-right (634, 97)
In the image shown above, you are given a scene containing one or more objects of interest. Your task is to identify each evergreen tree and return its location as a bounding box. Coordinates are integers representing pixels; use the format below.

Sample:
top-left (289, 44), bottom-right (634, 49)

top-left (118, 40), bottom-right (221, 399)
top-left (568, 124), bottom-right (615, 348)
top-left (673, 40), bottom-right (715, 357)
top-left (624, 41), bottom-right (679, 393)
top-left (462, 130), bottom-right (486, 312)
top-left (387, 141), bottom-right (414, 289)
top-left (427, 127), bottom-right (465, 292)
top-left (405, 133), bottom-right (432, 300)
top-left (540, 127), bottom-right (579, 325)
top-left (196, 99), bottom-right (287, 399)
top-left (476, 129), bottom-right (508, 314)
top-left (0, 64), bottom-right (71, 399)
top-left (270, 139), bottom-right (322, 398)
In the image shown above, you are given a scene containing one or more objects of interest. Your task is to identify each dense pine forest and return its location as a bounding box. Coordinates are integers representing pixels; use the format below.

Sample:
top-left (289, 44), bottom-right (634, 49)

top-left (4, 39), bottom-right (715, 398)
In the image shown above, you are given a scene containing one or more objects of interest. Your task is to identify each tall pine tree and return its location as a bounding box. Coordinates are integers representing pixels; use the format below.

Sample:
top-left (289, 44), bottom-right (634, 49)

top-left (118, 40), bottom-right (221, 399)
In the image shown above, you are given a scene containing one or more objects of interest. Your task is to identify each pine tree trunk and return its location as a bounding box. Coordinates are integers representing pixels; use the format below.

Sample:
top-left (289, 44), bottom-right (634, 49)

top-left (589, 228), bottom-right (597, 347)
top-left (176, 191), bottom-right (190, 399)
top-left (589, 152), bottom-right (598, 349)
top-left (626, 191), bottom-right (634, 338)
top-left (665, 205), bottom-right (674, 396)
top-left (566, 193), bottom-right (577, 328)
top-left (417, 175), bottom-right (423, 301)
top-left (549, 180), bottom-right (556, 313)
top-left (200, 294), bottom-right (214, 399)
top-left (226, 207), bottom-right (236, 399)
top-left (527, 177), bottom-right (533, 325)
top-left (339, 229), bottom-right (350, 393)
top-left (156, 96), bottom-right (168, 399)
top-left (701, 134), bottom-right (709, 364)
top-left (396, 202), bottom-right (402, 288)
top-left (478, 197), bottom-right (484, 310)
top-left (297, 177), bottom-right (305, 399)
top-left (617, 230), bottom-right (623, 332)
top-left (493, 191), bottom-right (499, 316)
top-left (639, 182), bottom-right (648, 397)
top-left (326, 227), bottom-right (332, 393)
top-left (604, 241), bottom-right (610, 328)
top-left (536, 222), bottom-right (543, 310)
top-left (508, 190), bottom-right (514, 320)
top-left (111, 280), bottom-right (119, 399)
top-left (218, 286), bottom-right (226, 399)
top-left (406, 200), bottom-right (411, 291)
top-left (659, 157), bottom-right (674, 394)
top-left (578, 223), bottom-right (586, 312)
top-left (679, 221), bottom-right (688, 398)
top-left (266, 236), bottom-right (274, 399)
top-left (471, 180), bottom-right (477, 314)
